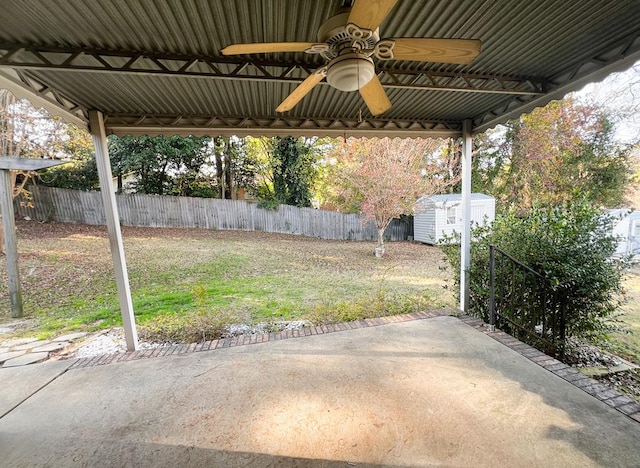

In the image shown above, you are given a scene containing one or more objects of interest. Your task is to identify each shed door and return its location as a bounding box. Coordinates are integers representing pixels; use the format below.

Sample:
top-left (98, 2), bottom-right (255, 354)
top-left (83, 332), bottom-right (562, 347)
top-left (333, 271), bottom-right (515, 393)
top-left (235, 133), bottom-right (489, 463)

top-left (631, 220), bottom-right (640, 254)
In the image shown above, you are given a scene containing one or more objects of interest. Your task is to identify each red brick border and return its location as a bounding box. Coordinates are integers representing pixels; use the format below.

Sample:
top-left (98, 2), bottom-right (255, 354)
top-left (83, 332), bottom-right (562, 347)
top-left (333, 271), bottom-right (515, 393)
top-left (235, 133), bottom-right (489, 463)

top-left (68, 308), bottom-right (454, 371)
top-left (65, 308), bottom-right (640, 425)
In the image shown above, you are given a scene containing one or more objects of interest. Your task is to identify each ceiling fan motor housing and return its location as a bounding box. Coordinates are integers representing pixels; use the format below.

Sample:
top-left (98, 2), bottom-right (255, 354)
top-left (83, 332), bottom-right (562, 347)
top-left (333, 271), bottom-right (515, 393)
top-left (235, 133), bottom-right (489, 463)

top-left (319, 9), bottom-right (380, 92)
top-left (326, 52), bottom-right (375, 91)
top-left (317, 11), bottom-right (380, 59)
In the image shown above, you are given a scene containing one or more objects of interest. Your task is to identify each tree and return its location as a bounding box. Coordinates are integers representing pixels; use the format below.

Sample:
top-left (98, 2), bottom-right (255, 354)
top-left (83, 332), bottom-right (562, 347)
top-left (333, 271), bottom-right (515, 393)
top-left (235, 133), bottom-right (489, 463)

top-left (41, 133), bottom-right (260, 199)
top-left (272, 136), bottom-right (318, 207)
top-left (0, 91), bottom-right (99, 192)
top-left (243, 136), bottom-right (325, 208)
top-left (38, 124), bottom-right (98, 191)
top-left (0, 91), bottom-right (45, 252)
top-left (227, 137), bottom-right (259, 199)
top-left (327, 137), bottom-right (459, 256)
top-left (107, 135), bottom-right (212, 195)
top-left (472, 98), bottom-right (633, 212)
top-left (211, 136), bottom-right (252, 200)
top-left (213, 136), bottom-right (232, 199)
top-left (578, 62), bottom-right (640, 146)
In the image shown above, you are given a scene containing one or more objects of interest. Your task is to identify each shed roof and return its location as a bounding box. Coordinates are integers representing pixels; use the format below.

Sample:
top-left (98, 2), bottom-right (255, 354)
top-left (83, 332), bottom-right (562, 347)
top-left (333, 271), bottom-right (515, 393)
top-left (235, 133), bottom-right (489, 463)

top-left (418, 193), bottom-right (494, 204)
top-left (608, 209), bottom-right (640, 220)
top-left (1, 0), bottom-right (639, 138)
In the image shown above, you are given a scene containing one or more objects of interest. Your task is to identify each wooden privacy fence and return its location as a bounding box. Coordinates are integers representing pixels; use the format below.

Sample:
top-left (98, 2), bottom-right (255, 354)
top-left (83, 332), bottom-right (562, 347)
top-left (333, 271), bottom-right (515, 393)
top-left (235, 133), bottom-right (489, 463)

top-left (17, 186), bottom-right (413, 241)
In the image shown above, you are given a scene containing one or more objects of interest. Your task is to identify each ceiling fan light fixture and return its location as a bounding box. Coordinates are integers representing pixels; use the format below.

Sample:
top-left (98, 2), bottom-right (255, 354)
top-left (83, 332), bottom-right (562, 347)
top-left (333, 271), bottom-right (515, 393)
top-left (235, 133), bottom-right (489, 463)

top-left (326, 52), bottom-right (375, 92)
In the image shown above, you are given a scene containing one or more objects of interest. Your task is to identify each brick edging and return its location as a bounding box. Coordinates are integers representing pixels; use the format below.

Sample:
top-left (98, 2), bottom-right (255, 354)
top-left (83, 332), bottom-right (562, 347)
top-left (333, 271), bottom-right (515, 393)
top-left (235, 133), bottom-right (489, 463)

top-left (67, 309), bottom-right (640, 424)
top-left (68, 308), bottom-right (454, 370)
top-left (457, 313), bottom-right (640, 425)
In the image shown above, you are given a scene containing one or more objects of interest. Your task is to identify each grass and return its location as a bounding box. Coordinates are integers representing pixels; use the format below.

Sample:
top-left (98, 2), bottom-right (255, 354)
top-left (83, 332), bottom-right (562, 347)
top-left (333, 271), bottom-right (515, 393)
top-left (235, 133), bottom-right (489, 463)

top-left (605, 272), bottom-right (640, 364)
top-left (5, 220), bottom-right (639, 363)
top-left (0, 221), bottom-right (454, 342)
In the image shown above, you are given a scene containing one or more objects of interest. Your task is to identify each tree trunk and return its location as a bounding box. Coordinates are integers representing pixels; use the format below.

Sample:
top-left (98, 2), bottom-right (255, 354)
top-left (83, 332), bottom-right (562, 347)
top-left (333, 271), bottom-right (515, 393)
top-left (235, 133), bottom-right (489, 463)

top-left (375, 228), bottom-right (385, 258)
top-left (215, 151), bottom-right (224, 198)
top-left (224, 139), bottom-right (232, 199)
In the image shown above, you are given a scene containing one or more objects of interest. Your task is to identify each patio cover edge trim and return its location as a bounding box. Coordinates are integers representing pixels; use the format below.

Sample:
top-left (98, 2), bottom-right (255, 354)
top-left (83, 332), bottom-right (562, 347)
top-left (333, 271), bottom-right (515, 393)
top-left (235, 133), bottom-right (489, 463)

top-left (105, 125), bottom-right (462, 139)
top-left (472, 34), bottom-right (640, 134)
top-left (0, 69), bottom-right (88, 129)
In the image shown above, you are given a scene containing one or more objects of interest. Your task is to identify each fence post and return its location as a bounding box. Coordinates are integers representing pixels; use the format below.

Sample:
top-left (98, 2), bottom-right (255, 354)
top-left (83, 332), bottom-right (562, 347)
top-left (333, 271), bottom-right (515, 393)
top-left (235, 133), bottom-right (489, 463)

top-left (488, 244), bottom-right (496, 332)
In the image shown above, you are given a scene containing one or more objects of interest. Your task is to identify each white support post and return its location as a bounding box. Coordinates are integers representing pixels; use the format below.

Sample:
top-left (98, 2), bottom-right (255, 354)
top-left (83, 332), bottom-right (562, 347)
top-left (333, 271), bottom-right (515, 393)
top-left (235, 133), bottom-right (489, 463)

top-left (89, 110), bottom-right (139, 351)
top-left (460, 119), bottom-right (473, 312)
top-left (0, 170), bottom-right (22, 318)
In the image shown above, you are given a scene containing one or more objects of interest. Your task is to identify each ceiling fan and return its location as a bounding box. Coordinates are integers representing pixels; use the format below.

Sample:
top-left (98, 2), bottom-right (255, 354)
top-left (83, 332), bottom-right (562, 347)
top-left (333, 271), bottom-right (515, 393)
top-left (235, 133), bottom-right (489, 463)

top-left (221, 0), bottom-right (481, 115)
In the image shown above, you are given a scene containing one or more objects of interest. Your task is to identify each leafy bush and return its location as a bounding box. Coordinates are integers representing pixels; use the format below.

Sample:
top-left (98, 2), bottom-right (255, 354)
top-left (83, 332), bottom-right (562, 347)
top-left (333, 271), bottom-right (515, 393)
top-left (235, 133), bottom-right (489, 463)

top-left (441, 199), bottom-right (631, 342)
top-left (172, 178), bottom-right (219, 198)
top-left (38, 158), bottom-right (99, 191)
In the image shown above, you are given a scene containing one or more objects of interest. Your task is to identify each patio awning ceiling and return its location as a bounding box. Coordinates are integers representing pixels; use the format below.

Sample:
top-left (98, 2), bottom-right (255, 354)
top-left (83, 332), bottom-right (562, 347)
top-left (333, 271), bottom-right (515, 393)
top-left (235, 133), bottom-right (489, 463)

top-left (1, 0), bottom-right (640, 138)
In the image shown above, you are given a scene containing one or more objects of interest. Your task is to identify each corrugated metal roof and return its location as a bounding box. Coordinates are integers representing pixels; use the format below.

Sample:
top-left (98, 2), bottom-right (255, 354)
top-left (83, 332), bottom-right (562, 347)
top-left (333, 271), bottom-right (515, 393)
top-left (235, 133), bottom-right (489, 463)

top-left (1, 0), bottom-right (639, 136)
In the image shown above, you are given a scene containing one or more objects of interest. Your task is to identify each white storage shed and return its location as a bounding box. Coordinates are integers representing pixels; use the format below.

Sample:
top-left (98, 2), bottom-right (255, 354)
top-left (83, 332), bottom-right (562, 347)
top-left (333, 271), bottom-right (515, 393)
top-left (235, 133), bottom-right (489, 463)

top-left (609, 209), bottom-right (640, 257)
top-left (414, 193), bottom-right (495, 244)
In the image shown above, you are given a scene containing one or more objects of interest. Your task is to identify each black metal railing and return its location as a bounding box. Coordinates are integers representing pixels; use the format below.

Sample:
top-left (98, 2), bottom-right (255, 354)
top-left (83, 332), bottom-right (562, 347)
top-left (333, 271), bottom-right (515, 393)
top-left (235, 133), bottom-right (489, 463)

top-left (489, 245), bottom-right (566, 356)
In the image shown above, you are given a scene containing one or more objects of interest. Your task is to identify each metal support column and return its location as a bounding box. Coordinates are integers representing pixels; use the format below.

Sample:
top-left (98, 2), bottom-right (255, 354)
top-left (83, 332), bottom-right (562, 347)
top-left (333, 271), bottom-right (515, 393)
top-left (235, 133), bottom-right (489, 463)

top-left (488, 245), bottom-right (496, 332)
top-left (88, 110), bottom-right (139, 351)
top-left (0, 169), bottom-right (22, 318)
top-left (460, 119), bottom-right (473, 312)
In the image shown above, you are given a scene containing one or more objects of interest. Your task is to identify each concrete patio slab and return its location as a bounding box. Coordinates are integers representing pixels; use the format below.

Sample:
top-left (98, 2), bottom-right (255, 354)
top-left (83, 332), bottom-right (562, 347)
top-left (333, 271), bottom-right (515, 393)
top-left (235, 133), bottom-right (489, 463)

top-left (31, 341), bottom-right (69, 353)
top-left (11, 340), bottom-right (50, 351)
top-left (0, 337), bottom-right (37, 347)
top-left (53, 332), bottom-right (88, 342)
top-left (0, 350), bottom-right (25, 364)
top-left (0, 316), bottom-right (638, 467)
top-left (0, 359), bottom-right (75, 417)
top-left (2, 352), bottom-right (50, 367)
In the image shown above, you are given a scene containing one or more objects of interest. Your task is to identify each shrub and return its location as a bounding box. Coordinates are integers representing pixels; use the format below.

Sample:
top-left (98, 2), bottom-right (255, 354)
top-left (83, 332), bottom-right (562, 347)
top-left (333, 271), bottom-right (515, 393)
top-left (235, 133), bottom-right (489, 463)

top-left (307, 288), bottom-right (437, 325)
top-left (441, 199), bottom-right (631, 342)
top-left (138, 309), bottom-right (238, 343)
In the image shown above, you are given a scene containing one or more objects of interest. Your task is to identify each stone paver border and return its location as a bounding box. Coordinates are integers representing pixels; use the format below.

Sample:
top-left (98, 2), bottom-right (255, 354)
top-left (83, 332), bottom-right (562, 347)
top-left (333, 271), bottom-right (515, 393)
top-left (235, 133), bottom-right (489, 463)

top-left (1, 333), bottom-right (86, 368)
top-left (65, 309), bottom-right (640, 425)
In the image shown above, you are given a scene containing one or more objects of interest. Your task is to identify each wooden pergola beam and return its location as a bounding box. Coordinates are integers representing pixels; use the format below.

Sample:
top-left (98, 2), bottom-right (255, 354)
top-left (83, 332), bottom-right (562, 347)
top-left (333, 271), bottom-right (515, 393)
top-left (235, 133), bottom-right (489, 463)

top-left (0, 156), bottom-right (68, 318)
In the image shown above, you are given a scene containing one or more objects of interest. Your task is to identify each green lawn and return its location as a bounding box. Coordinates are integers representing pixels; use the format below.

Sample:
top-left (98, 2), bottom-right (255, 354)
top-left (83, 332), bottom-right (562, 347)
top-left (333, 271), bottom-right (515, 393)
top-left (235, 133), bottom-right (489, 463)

top-left (0, 221), bottom-right (454, 342)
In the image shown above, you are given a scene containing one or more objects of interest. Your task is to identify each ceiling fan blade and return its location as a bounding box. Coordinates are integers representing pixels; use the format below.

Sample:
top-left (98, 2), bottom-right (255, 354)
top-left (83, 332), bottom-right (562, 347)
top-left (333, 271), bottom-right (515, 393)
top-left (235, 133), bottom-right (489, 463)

top-left (276, 68), bottom-right (326, 112)
top-left (383, 38), bottom-right (481, 64)
top-left (221, 42), bottom-right (320, 55)
top-left (348, 0), bottom-right (398, 31)
top-left (359, 75), bottom-right (392, 116)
